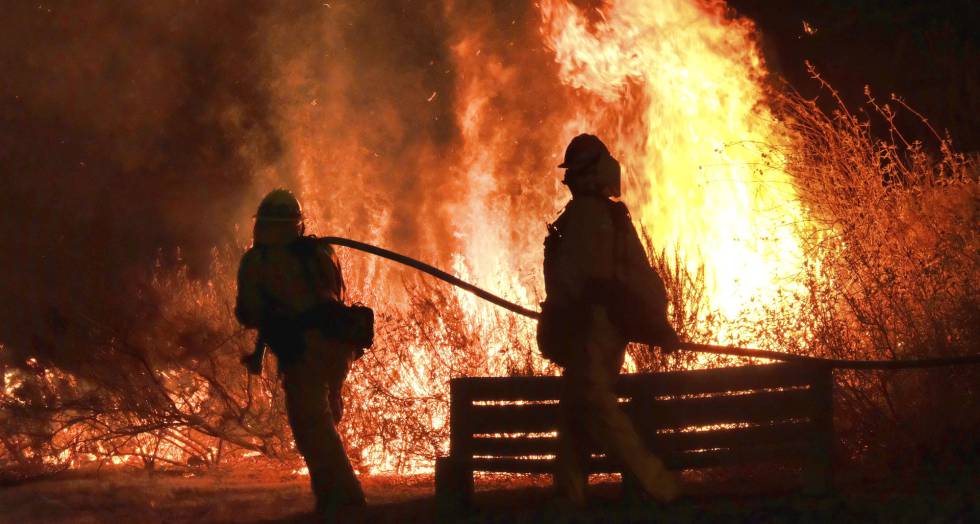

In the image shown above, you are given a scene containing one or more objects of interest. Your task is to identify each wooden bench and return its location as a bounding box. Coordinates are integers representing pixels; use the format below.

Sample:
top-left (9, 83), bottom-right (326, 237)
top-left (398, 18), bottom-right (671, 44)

top-left (435, 363), bottom-right (833, 509)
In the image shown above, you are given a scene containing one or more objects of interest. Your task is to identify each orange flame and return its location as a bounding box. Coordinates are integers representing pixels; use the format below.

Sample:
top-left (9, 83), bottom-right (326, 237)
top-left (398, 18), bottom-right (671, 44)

top-left (286, 1), bottom-right (804, 338)
top-left (265, 0), bottom-right (808, 473)
top-left (539, 0), bottom-right (804, 333)
top-left (282, 0), bottom-right (807, 387)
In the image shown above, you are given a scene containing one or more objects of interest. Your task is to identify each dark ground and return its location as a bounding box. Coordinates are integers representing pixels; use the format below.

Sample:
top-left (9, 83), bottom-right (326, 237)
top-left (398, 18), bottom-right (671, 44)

top-left (1, 467), bottom-right (976, 524)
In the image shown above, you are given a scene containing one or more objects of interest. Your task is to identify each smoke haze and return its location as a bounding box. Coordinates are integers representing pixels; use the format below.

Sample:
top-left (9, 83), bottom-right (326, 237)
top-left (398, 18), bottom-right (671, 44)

top-left (0, 2), bottom-right (284, 360)
top-left (8, 0), bottom-right (971, 367)
top-left (0, 1), bottom-right (576, 365)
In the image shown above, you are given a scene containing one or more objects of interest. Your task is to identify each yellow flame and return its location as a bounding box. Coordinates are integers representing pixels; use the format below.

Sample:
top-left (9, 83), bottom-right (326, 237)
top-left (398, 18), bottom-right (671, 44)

top-left (540, 0), bottom-right (804, 336)
top-left (273, 0), bottom-right (810, 474)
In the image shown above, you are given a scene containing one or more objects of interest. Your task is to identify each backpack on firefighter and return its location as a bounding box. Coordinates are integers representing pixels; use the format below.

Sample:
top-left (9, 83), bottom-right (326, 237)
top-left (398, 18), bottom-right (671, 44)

top-left (537, 200), bottom-right (674, 367)
top-left (257, 235), bottom-right (375, 366)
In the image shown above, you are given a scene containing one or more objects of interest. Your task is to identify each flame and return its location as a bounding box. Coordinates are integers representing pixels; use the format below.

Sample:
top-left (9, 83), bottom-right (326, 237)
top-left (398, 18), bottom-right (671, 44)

top-left (11, 1), bottom-right (972, 481)
top-left (292, 0), bottom-right (803, 340)
top-left (283, 0), bottom-right (806, 471)
top-left (6, 1), bottom-right (812, 477)
top-left (539, 0), bottom-right (804, 331)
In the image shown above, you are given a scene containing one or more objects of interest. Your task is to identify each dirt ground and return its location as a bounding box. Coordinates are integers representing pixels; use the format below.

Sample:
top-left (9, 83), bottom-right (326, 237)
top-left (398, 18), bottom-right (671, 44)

top-left (0, 467), bottom-right (976, 523)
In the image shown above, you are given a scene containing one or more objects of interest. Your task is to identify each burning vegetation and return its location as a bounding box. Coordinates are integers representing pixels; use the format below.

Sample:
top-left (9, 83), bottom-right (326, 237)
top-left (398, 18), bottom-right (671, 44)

top-left (1, 0), bottom-right (978, 489)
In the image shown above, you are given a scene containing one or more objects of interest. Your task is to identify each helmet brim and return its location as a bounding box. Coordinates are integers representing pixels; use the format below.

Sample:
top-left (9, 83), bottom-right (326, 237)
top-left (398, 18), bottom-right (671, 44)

top-left (558, 159), bottom-right (595, 169)
top-left (254, 216), bottom-right (302, 222)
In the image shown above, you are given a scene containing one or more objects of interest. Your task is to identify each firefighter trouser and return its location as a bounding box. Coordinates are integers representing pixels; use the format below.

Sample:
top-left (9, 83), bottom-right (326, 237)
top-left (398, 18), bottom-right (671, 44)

top-left (280, 334), bottom-right (363, 506)
top-left (555, 308), bottom-right (679, 505)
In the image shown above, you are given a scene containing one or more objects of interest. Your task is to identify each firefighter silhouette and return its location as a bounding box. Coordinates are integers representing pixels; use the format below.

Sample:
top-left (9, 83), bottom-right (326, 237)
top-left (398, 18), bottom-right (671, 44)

top-left (234, 189), bottom-right (365, 515)
top-left (538, 134), bottom-right (682, 506)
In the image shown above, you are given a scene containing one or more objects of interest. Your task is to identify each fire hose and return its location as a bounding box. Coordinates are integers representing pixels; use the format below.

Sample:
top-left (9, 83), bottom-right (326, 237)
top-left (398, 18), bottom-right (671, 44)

top-left (322, 237), bottom-right (980, 371)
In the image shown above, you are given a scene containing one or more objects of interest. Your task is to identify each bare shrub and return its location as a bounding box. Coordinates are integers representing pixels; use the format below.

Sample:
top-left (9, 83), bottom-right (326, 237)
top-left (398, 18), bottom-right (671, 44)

top-left (0, 245), bottom-right (298, 483)
top-left (752, 68), bottom-right (980, 472)
top-left (0, 245), bottom-right (551, 479)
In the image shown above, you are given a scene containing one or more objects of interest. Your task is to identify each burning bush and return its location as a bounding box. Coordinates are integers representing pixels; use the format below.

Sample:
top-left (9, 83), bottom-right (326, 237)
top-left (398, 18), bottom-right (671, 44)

top-left (3, 73), bottom-right (978, 481)
top-left (753, 69), bottom-right (980, 472)
top-left (0, 246), bottom-right (295, 483)
top-left (2, 1), bottom-right (978, 488)
top-left (0, 244), bottom-right (550, 481)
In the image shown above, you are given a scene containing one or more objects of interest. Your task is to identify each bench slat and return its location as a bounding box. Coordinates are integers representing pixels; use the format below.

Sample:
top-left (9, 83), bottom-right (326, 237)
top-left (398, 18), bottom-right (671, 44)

top-left (468, 420), bottom-right (821, 457)
top-left (650, 420), bottom-right (824, 452)
top-left (439, 365), bottom-right (834, 510)
top-left (665, 441), bottom-right (820, 469)
top-left (629, 388), bottom-right (823, 429)
top-left (465, 388), bottom-right (821, 434)
top-left (452, 364), bottom-right (824, 402)
top-left (468, 441), bottom-right (817, 473)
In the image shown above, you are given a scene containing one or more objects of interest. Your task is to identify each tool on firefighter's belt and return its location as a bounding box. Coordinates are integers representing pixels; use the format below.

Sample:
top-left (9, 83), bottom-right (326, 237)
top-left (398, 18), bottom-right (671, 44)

top-left (242, 335), bottom-right (267, 375)
top-left (296, 300), bottom-right (374, 355)
top-left (240, 237), bottom-right (375, 373)
top-left (241, 302), bottom-right (372, 373)
top-left (314, 236), bottom-right (980, 371)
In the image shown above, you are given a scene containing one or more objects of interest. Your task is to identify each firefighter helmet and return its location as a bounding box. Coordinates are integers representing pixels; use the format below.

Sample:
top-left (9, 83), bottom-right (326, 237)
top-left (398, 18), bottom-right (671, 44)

top-left (558, 133), bottom-right (610, 169)
top-left (559, 134), bottom-right (621, 197)
top-left (255, 189), bottom-right (302, 223)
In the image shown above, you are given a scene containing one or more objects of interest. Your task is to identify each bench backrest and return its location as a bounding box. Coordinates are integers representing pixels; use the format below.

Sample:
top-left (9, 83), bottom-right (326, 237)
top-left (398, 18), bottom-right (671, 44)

top-left (449, 364), bottom-right (833, 473)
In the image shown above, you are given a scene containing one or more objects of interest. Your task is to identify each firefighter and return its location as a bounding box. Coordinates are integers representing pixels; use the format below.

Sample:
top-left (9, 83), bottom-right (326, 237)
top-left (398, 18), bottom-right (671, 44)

top-left (537, 134), bottom-right (682, 507)
top-left (234, 189), bottom-right (365, 516)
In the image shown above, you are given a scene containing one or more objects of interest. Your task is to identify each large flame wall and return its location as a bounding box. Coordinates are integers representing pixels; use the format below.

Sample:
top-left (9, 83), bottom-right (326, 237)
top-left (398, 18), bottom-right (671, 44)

top-left (274, 0), bottom-right (803, 342)
top-left (4, 0), bottom-right (977, 480)
top-left (0, 0), bottom-right (810, 476)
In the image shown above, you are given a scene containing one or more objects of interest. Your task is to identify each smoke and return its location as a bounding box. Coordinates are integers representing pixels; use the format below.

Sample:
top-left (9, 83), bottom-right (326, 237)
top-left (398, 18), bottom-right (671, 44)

top-left (264, 1), bottom-right (461, 257)
top-left (262, 0), bottom-right (575, 304)
top-left (0, 1), bottom-right (284, 361)
top-left (0, 1), bottom-right (574, 365)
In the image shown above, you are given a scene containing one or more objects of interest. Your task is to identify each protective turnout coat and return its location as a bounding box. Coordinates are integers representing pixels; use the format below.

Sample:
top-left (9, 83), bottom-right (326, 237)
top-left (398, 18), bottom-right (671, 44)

top-left (235, 230), bottom-right (364, 509)
top-left (539, 195), bottom-right (679, 505)
top-left (539, 195), bottom-right (676, 365)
